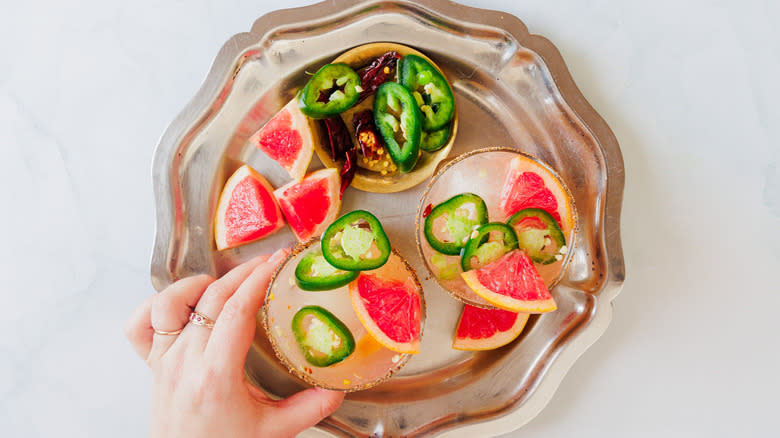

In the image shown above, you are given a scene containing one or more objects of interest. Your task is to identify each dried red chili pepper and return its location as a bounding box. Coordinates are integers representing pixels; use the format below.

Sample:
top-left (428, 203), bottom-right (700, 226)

top-left (340, 147), bottom-right (357, 198)
top-left (352, 109), bottom-right (384, 159)
top-left (320, 116), bottom-right (352, 161)
top-left (357, 51), bottom-right (401, 104)
top-left (320, 116), bottom-right (357, 197)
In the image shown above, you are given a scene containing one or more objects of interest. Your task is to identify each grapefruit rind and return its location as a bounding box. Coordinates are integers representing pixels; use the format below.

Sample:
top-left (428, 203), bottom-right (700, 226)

top-left (452, 309), bottom-right (529, 351)
top-left (214, 165), bottom-right (285, 251)
top-left (499, 155), bottom-right (575, 233)
top-left (348, 277), bottom-right (422, 355)
top-left (461, 270), bottom-right (558, 313)
top-left (273, 168), bottom-right (341, 242)
top-left (249, 99), bottom-right (315, 182)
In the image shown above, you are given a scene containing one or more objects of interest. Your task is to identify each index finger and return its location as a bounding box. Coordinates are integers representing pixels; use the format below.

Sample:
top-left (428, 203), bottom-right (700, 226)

top-left (204, 248), bottom-right (289, 375)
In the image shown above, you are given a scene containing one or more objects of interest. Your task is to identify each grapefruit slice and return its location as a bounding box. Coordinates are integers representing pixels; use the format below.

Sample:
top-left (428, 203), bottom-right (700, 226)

top-left (349, 273), bottom-right (422, 354)
top-left (249, 99), bottom-right (314, 182)
top-left (461, 249), bottom-right (557, 313)
top-left (274, 168), bottom-right (341, 242)
top-left (499, 155), bottom-right (573, 229)
top-left (214, 165), bottom-right (285, 250)
top-left (452, 305), bottom-right (529, 351)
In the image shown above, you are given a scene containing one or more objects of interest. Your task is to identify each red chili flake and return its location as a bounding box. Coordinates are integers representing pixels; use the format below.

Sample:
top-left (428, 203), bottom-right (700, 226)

top-left (352, 109), bottom-right (384, 159)
top-left (422, 203), bottom-right (433, 218)
top-left (320, 117), bottom-right (352, 161)
top-left (357, 51), bottom-right (401, 104)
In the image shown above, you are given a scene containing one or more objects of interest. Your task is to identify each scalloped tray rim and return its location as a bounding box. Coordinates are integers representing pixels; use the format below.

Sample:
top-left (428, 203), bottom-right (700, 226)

top-left (149, 1), bottom-right (626, 437)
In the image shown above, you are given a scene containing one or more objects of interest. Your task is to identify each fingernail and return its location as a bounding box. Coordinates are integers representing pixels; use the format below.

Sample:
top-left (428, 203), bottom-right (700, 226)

top-left (251, 254), bottom-right (271, 264)
top-left (315, 387), bottom-right (339, 394)
top-left (268, 247), bottom-right (291, 265)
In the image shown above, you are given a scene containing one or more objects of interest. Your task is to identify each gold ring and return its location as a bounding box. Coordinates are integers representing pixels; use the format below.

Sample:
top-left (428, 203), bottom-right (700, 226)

top-left (153, 327), bottom-right (184, 336)
top-left (189, 311), bottom-right (216, 329)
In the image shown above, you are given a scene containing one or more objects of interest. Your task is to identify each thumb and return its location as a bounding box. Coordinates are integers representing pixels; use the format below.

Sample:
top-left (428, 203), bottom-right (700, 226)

top-left (267, 388), bottom-right (345, 436)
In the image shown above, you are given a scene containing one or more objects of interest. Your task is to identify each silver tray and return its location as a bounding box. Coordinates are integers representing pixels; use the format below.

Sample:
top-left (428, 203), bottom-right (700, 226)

top-left (150, 1), bottom-right (626, 437)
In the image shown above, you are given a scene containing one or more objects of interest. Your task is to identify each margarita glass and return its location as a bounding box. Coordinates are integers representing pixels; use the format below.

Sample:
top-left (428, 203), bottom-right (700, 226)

top-left (415, 147), bottom-right (578, 308)
top-left (261, 238), bottom-right (425, 391)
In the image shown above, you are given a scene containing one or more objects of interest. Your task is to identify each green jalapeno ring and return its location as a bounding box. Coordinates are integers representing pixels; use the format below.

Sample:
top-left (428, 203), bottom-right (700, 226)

top-left (399, 54), bottom-right (455, 132)
top-left (424, 193), bottom-right (488, 255)
top-left (294, 250), bottom-right (360, 291)
top-left (373, 82), bottom-right (422, 173)
top-left (420, 122), bottom-right (452, 152)
top-left (460, 222), bottom-right (519, 272)
top-left (507, 208), bottom-right (567, 265)
top-left (298, 63), bottom-right (362, 118)
top-left (291, 306), bottom-right (355, 367)
top-left (321, 210), bottom-right (392, 271)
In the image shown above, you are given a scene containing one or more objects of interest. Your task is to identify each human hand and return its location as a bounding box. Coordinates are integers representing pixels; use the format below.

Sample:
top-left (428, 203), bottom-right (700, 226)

top-left (125, 249), bottom-right (345, 438)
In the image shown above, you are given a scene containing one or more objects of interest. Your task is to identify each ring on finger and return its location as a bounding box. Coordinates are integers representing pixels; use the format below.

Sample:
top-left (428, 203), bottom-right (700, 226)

top-left (153, 327), bottom-right (184, 336)
top-left (189, 311), bottom-right (216, 329)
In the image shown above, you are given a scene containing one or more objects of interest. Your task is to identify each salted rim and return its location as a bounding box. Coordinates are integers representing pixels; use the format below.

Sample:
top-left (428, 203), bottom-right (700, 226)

top-left (414, 146), bottom-right (580, 309)
top-left (259, 236), bottom-right (427, 392)
top-left (312, 42), bottom-right (458, 194)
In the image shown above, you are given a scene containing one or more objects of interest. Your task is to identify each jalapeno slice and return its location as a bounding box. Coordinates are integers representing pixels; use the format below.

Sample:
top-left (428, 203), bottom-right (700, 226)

top-left (292, 306), bottom-right (355, 367)
top-left (295, 250), bottom-right (359, 291)
top-left (321, 210), bottom-right (391, 271)
top-left (298, 63), bottom-right (362, 118)
top-left (373, 82), bottom-right (422, 173)
top-left (507, 208), bottom-right (567, 265)
top-left (424, 193), bottom-right (488, 256)
top-left (460, 223), bottom-right (519, 271)
top-left (420, 122), bottom-right (452, 152)
top-left (399, 54), bottom-right (455, 131)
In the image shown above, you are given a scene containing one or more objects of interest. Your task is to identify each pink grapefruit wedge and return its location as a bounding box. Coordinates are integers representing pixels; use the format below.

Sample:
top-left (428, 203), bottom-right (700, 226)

top-left (249, 99), bottom-right (314, 182)
top-left (273, 168), bottom-right (341, 242)
top-left (214, 165), bottom-right (285, 250)
top-left (499, 155), bottom-right (573, 229)
top-left (452, 305), bottom-right (529, 351)
top-left (349, 273), bottom-right (422, 354)
top-left (461, 249), bottom-right (557, 313)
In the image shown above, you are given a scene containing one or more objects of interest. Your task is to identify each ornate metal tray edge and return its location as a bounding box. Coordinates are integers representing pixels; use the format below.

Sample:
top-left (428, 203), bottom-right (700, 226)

top-left (149, 1), bottom-right (626, 436)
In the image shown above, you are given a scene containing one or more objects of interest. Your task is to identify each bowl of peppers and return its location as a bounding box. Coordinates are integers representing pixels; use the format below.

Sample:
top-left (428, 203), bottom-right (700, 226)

top-left (304, 42), bottom-right (458, 194)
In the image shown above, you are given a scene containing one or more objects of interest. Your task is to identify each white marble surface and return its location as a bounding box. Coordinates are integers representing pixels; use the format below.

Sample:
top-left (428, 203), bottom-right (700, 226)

top-left (1, 0), bottom-right (778, 436)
